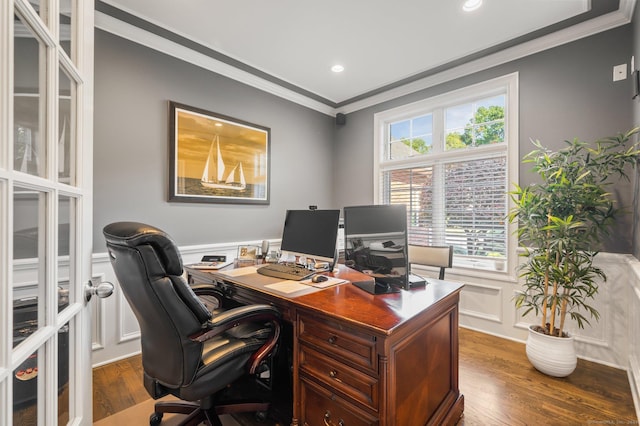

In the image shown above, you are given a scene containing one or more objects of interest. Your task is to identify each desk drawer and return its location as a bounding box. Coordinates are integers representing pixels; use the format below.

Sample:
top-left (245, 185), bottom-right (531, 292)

top-left (300, 344), bottom-right (378, 410)
top-left (298, 315), bottom-right (377, 372)
top-left (301, 377), bottom-right (378, 426)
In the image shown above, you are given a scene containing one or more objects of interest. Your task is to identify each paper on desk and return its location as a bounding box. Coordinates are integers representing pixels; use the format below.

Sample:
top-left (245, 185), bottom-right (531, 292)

top-left (300, 276), bottom-right (347, 288)
top-left (217, 266), bottom-right (258, 277)
top-left (189, 260), bottom-right (233, 270)
top-left (265, 280), bottom-right (310, 294)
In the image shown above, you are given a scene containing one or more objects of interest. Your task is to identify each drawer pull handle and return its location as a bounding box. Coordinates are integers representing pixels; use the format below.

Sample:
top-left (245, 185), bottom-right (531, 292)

top-left (328, 335), bottom-right (337, 344)
top-left (323, 411), bottom-right (345, 426)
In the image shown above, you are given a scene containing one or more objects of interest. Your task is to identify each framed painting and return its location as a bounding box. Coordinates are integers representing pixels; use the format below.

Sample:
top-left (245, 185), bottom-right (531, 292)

top-left (168, 101), bottom-right (270, 204)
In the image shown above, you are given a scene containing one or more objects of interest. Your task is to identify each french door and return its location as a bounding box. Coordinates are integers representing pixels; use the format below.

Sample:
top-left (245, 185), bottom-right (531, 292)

top-left (1, 0), bottom-right (94, 424)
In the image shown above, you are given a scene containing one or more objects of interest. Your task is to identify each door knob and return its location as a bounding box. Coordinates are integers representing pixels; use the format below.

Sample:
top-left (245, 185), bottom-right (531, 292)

top-left (85, 280), bottom-right (114, 302)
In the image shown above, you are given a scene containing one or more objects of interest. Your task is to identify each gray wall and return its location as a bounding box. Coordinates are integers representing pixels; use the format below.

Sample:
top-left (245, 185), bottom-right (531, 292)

top-left (333, 25), bottom-right (636, 254)
top-left (95, 24), bottom-right (638, 255)
top-left (94, 30), bottom-right (335, 252)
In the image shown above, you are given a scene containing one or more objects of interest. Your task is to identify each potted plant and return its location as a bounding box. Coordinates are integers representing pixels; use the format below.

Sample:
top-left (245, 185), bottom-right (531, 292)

top-left (507, 127), bottom-right (640, 377)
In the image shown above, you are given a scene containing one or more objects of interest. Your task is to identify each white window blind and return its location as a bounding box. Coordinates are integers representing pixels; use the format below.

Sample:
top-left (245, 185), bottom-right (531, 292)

top-left (443, 156), bottom-right (507, 258)
top-left (382, 156), bottom-right (506, 259)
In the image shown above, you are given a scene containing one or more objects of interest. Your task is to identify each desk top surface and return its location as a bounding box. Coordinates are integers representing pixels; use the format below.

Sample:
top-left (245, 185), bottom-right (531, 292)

top-left (187, 263), bottom-right (464, 335)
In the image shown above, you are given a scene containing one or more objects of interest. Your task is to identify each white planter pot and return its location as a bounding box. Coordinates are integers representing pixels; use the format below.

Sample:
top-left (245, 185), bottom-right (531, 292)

top-left (525, 325), bottom-right (577, 377)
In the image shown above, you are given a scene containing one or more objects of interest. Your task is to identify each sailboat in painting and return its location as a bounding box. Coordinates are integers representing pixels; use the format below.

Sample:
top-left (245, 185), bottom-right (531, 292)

top-left (201, 135), bottom-right (247, 191)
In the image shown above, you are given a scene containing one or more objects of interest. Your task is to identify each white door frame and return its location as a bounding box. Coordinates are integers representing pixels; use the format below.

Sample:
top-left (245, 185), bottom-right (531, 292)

top-left (1, 0), bottom-right (94, 424)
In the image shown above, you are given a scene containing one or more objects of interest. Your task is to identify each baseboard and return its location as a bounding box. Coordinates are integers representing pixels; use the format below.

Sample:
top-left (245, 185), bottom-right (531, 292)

top-left (628, 356), bottom-right (640, 422)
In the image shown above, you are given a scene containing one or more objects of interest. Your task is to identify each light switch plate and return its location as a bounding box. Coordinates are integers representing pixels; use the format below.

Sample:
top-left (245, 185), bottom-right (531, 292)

top-left (613, 64), bottom-right (627, 81)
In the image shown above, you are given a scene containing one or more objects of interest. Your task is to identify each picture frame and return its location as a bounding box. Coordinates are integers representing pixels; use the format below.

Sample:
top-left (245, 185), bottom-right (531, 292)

top-left (237, 245), bottom-right (260, 261)
top-left (169, 101), bottom-right (270, 204)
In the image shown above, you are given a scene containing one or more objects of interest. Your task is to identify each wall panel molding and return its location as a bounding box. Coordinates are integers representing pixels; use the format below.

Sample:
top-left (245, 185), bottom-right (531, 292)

top-left (90, 272), bottom-right (108, 351)
top-left (117, 288), bottom-right (140, 344)
top-left (627, 256), bottom-right (640, 420)
top-left (91, 244), bottom-right (640, 422)
top-left (459, 282), bottom-right (502, 323)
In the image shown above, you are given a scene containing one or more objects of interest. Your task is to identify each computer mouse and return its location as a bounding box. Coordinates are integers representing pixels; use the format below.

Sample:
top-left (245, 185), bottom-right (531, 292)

top-left (311, 274), bottom-right (329, 283)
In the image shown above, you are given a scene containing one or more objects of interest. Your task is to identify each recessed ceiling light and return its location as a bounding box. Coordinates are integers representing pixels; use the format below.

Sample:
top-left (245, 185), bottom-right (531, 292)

top-left (462, 0), bottom-right (482, 12)
top-left (331, 64), bottom-right (345, 73)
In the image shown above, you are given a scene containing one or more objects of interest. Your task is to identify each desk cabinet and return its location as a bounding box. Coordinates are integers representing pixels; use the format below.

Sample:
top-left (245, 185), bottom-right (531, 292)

top-left (294, 285), bottom-right (463, 426)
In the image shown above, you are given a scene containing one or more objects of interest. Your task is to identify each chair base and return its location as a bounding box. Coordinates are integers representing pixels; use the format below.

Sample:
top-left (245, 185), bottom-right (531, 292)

top-left (151, 400), bottom-right (270, 426)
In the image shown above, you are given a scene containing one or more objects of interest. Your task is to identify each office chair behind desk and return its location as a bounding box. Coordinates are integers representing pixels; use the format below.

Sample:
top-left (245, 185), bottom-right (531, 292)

top-left (103, 221), bottom-right (281, 426)
top-left (408, 244), bottom-right (454, 280)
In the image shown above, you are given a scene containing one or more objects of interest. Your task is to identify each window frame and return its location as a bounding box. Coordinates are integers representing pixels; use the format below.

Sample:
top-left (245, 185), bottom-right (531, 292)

top-left (373, 73), bottom-right (519, 276)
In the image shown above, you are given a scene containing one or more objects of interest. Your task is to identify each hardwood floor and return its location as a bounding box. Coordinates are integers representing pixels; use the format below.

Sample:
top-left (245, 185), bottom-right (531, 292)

top-left (93, 327), bottom-right (638, 425)
top-left (457, 328), bottom-right (636, 425)
top-left (93, 355), bottom-right (149, 420)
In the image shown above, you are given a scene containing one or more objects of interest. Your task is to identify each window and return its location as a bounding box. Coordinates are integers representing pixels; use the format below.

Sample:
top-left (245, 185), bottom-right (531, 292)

top-left (374, 74), bottom-right (518, 273)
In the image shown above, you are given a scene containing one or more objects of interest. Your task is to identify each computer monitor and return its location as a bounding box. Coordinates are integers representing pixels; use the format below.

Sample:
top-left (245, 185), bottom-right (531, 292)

top-left (279, 209), bottom-right (341, 264)
top-left (343, 204), bottom-right (409, 291)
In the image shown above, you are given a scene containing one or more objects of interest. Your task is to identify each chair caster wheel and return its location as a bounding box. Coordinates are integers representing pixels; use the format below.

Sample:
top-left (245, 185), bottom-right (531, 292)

top-left (255, 411), bottom-right (268, 423)
top-left (150, 412), bottom-right (163, 426)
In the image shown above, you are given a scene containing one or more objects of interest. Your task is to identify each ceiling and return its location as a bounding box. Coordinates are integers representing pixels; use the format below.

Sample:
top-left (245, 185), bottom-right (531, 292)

top-left (96, 0), bottom-right (633, 113)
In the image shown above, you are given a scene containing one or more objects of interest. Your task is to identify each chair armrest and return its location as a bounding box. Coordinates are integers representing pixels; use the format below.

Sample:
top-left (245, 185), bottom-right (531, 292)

top-left (209, 304), bottom-right (279, 328)
top-left (190, 304), bottom-right (279, 341)
top-left (191, 284), bottom-right (224, 310)
top-left (191, 283), bottom-right (221, 294)
top-left (189, 304), bottom-right (281, 374)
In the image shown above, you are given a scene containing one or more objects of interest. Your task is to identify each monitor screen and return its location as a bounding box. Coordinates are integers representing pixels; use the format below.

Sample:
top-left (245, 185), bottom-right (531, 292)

top-left (280, 209), bottom-right (341, 263)
top-left (343, 204), bottom-right (409, 290)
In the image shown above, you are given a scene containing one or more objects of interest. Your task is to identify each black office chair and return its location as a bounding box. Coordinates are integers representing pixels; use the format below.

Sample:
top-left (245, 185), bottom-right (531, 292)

top-left (408, 244), bottom-right (453, 280)
top-left (103, 222), bottom-right (281, 426)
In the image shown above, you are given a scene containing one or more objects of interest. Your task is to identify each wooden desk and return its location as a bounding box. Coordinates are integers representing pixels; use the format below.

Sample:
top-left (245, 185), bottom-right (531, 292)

top-left (187, 264), bottom-right (464, 426)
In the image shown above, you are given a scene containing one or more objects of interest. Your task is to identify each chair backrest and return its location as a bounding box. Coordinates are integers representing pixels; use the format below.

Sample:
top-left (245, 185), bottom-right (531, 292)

top-left (103, 222), bottom-right (212, 389)
top-left (408, 245), bottom-right (453, 280)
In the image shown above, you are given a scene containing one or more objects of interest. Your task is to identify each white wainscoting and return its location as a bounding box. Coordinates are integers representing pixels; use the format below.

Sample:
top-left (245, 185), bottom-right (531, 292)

top-left (90, 239), bottom-right (273, 367)
top-left (628, 257), bottom-right (640, 421)
top-left (89, 244), bottom-right (640, 418)
top-left (453, 252), bottom-right (633, 368)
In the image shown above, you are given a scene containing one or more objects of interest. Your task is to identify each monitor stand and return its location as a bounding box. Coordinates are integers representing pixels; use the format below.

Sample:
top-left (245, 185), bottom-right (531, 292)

top-left (351, 278), bottom-right (400, 295)
top-left (408, 273), bottom-right (427, 288)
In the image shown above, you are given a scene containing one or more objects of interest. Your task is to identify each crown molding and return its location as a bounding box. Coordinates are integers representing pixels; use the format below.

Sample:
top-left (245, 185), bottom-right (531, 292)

top-left (618, 0), bottom-right (637, 18)
top-left (94, 12), bottom-right (336, 116)
top-left (96, 0), bottom-right (636, 117)
top-left (339, 0), bottom-right (636, 114)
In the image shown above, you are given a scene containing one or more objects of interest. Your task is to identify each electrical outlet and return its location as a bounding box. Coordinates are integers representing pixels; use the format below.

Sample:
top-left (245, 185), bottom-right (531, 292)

top-left (613, 64), bottom-right (627, 81)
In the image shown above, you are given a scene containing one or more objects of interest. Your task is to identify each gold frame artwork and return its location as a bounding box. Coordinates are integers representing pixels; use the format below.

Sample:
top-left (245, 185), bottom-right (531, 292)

top-left (169, 101), bottom-right (270, 204)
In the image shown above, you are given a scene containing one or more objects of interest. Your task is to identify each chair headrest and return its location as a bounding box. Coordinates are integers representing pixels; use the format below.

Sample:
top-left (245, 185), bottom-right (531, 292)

top-left (103, 222), bottom-right (183, 276)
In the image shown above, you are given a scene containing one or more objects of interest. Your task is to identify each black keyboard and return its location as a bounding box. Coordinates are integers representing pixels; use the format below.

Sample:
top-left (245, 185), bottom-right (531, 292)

top-left (257, 263), bottom-right (314, 281)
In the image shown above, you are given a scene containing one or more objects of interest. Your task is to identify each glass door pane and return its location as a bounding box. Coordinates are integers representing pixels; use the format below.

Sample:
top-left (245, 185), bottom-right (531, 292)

top-left (59, 0), bottom-right (73, 59)
top-left (13, 186), bottom-right (47, 345)
top-left (58, 67), bottom-right (75, 184)
top-left (14, 13), bottom-right (47, 178)
top-left (58, 194), bottom-right (74, 311)
top-left (57, 321), bottom-right (71, 424)
top-left (12, 348), bottom-right (41, 425)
